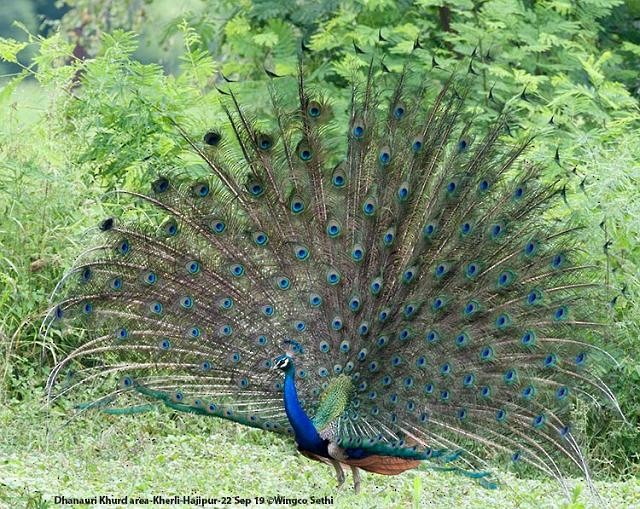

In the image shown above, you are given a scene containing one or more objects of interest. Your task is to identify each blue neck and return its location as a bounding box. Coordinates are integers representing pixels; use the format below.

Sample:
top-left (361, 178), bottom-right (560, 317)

top-left (282, 365), bottom-right (325, 454)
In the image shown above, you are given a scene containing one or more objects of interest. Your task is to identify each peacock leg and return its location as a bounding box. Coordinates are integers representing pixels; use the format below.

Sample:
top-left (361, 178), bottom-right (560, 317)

top-left (330, 460), bottom-right (345, 487)
top-left (351, 466), bottom-right (361, 494)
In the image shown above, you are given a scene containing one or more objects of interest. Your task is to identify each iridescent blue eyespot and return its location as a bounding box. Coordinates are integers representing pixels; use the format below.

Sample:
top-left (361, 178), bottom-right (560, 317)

top-left (294, 245), bottom-right (309, 260)
top-left (319, 341), bottom-right (330, 353)
top-left (497, 270), bottom-right (515, 288)
top-left (331, 317), bottom-right (343, 330)
top-left (524, 240), bottom-right (538, 256)
top-left (189, 326), bottom-right (201, 338)
top-left (309, 293), bottom-right (322, 307)
top-left (299, 147), bottom-right (312, 161)
top-left (326, 269), bottom-right (341, 285)
top-left (219, 297), bottom-right (233, 310)
top-left (152, 177), bottom-right (169, 193)
top-left (495, 313), bottom-right (511, 329)
top-left (490, 223), bottom-right (504, 239)
top-left (144, 271), bottom-right (157, 285)
top-left (382, 375), bottom-right (392, 386)
top-left (362, 197), bottom-right (376, 216)
top-left (403, 304), bottom-right (416, 318)
top-left (230, 264), bottom-right (244, 277)
top-left (111, 277), bottom-right (123, 290)
top-left (290, 198), bottom-right (305, 214)
top-left (186, 261), bottom-right (201, 274)
top-left (117, 239), bottom-right (130, 255)
top-left (352, 245), bottom-right (364, 262)
top-left (393, 105), bottom-right (405, 119)
top-left (349, 296), bottom-right (361, 312)
top-left (432, 297), bottom-right (445, 311)
top-left (412, 137), bottom-right (423, 152)
top-left (514, 186), bottom-right (524, 199)
top-left (460, 222), bottom-right (472, 235)
top-left (521, 385), bottom-right (536, 400)
top-left (180, 296), bottom-right (194, 309)
top-left (480, 346), bottom-right (494, 361)
top-left (440, 363), bottom-right (451, 376)
top-left (556, 386), bottom-right (569, 400)
top-left (440, 390), bottom-right (450, 402)
top-left (403, 266), bottom-right (417, 284)
top-left (392, 355), bottom-right (402, 366)
top-left (248, 182), bottom-right (264, 197)
top-left (116, 327), bottom-right (128, 339)
top-left (81, 267), bottom-right (92, 282)
top-left (326, 220), bottom-right (341, 237)
top-left (307, 101), bottom-right (322, 118)
top-left (352, 124), bottom-right (364, 138)
top-left (478, 179), bottom-right (490, 192)
top-left (503, 369), bottom-right (517, 385)
top-left (551, 253), bottom-right (566, 269)
top-left (397, 183), bottom-right (409, 201)
top-left (496, 409), bottom-right (508, 422)
top-left (318, 367), bottom-right (329, 377)
top-left (554, 306), bottom-right (568, 321)
top-left (370, 277), bottom-right (382, 295)
top-left (463, 373), bottom-right (475, 387)
top-left (456, 332), bottom-right (470, 347)
top-left (220, 324), bottom-right (232, 336)
top-left (424, 383), bottom-right (435, 395)
top-left (332, 173), bottom-right (346, 187)
top-left (357, 348), bottom-right (368, 361)
top-left (83, 302), bottom-right (93, 314)
top-left (257, 335), bottom-right (267, 346)
top-left (464, 300), bottom-right (479, 316)
top-left (521, 330), bottom-right (536, 346)
top-left (193, 182), bottom-right (209, 197)
top-left (277, 277), bottom-right (290, 289)
top-left (543, 353), bottom-right (558, 368)
top-left (212, 220), bottom-right (226, 234)
top-left (378, 308), bottom-right (390, 322)
top-left (527, 289), bottom-right (542, 305)
top-left (416, 357), bottom-right (426, 368)
top-left (532, 414), bottom-right (546, 428)
top-left (379, 148), bottom-right (391, 165)
top-left (201, 361), bottom-right (211, 371)
top-left (575, 352), bottom-right (587, 366)
top-left (465, 262), bottom-right (479, 278)
top-left (446, 181), bottom-right (457, 193)
top-left (457, 408), bottom-right (467, 421)
top-left (160, 339), bottom-right (171, 350)
top-left (377, 335), bottom-right (389, 347)
top-left (480, 386), bottom-right (491, 398)
top-left (262, 305), bottom-right (274, 317)
top-left (253, 232), bottom-right (269, 246)
top-left (383, 228), bottom-right (395, 246)
top-left (257, 134), bottom-right (273, 151)
top-left (423, 222), bottom-right (436, 239)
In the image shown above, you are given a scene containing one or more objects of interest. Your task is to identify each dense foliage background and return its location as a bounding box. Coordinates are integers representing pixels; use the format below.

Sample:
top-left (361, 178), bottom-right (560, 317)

top-left (1, 0), bottom-right (639, 506)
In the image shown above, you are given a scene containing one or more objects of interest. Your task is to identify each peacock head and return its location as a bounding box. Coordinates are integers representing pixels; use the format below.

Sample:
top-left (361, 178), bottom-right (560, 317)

top-left (271, 354), bottom-right (294, 372)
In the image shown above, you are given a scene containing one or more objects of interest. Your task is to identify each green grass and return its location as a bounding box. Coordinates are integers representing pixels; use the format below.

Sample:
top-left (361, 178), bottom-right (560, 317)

top-left (1, 394), bottom-right (638, 509)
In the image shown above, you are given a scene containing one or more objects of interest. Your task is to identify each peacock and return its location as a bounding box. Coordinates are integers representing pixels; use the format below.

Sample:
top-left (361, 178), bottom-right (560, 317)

top-left (44, 46), bottom-right (623, 497)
